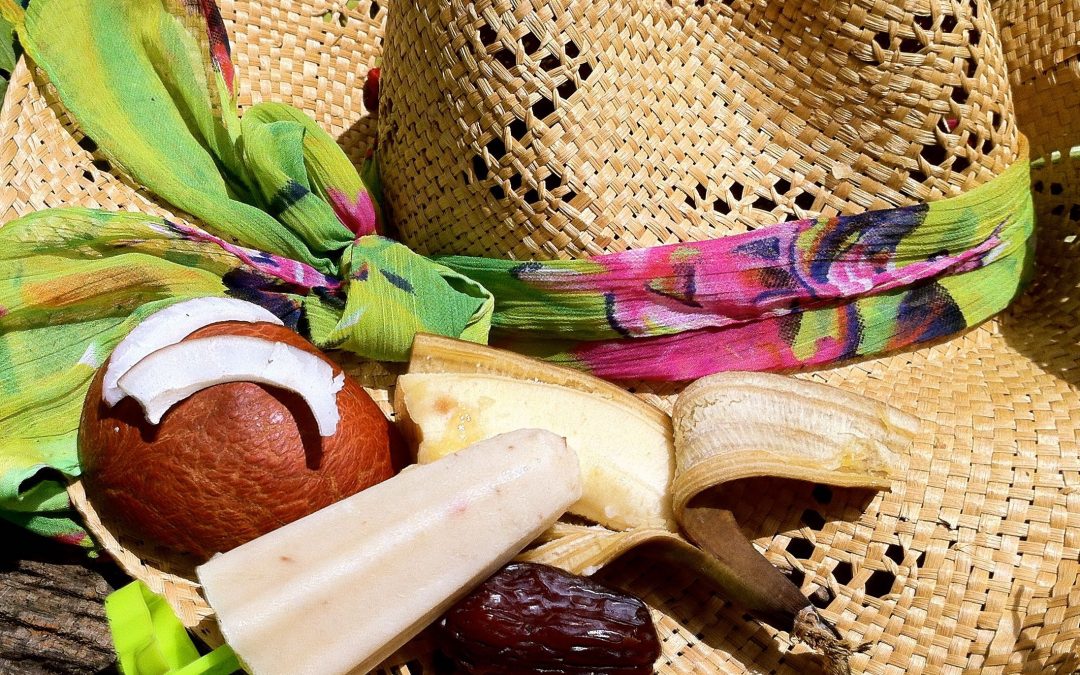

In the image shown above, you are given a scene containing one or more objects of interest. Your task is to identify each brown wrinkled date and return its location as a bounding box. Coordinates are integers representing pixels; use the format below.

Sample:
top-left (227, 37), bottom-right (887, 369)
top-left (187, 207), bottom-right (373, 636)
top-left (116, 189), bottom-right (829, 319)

top-left (437, 562), bottom-right (661, 674)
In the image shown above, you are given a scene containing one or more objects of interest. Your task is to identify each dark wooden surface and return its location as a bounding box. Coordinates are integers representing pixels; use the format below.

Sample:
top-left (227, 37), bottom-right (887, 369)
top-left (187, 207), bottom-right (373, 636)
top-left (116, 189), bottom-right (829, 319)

top-left (0, 518), bottom-right (123, 674)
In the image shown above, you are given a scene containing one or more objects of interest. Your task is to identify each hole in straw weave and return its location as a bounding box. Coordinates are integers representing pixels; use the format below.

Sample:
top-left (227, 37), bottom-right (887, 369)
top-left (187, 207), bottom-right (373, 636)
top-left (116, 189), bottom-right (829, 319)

top-left (684, 193), bottom-right (697, 208)
top-left (471, 155), bottom-right (488, 180)
top-left (509, 118), bottom-right (527, 141)
top-left (478, 24), bottom-right (497, 45)
top-left (1051, 182), bottom-right (1064, 195)
top-left (992, 111), bottom-right (1002, 129)
top-left (833, 561), bottom-right (853, 585)
top-left (1052, 204), bottom-right (1066, 216)
top-left (696, 184), bottom-right (707, 201)
top-left (489, 184), bottom-right (505, 200)
top-left (914, 14), bottom-right (933, 30)
top-left (579, 62), bottom-right (593, 80)
top-left (565, 40), bottom-right (580, 58)
top-left (774, 178), bottom-right (791, 195)
top-left (786, 537), bottom-right (815, 559)
top-left (873, 32), bottom-right (890, 49)
top-left (544, 173), bottom-right (561, 192)
top-left (910, 168), bottom-right (928, 184)
top-left (539, 54), bottom-right (560, 71)
top-left (82, 170), bottom-right (95, 183)
top-left (965, 58), bottom-right (977, 77)
top-left (729, 182), bottom-right (744, 200)
top-left (368, 1), bottom-right (379, 18)
top-left (532, 96), bottom-right (555, 120)
top-left (92, 159), bottom-right (111, 172)
top-left (521, 31), bottom-right (541, 54)
top-left (712, 198), bottom-right (730, 215)
top-left (951, 85), bottom-right (969, 105)
top-left (492, 47), bottom-right (516, 70)
top-left (865, 569), bottom-right (896, 597)
top-left (899, 37), bottom-right (921, 53)
top-left (557, 78), bottom-right (577, 99)
top-left (461, 170), bottom-right (470, 185)
top-left (486, 137), bottom-right (506, 161)
top-left (885, 543), bottom-right (905, 564)
top-left (1034, 180), bottom-right (1044, 192)
top-left (969, 28), bottom-right (981, 46)
top-left (563, 188), bottom-right (578, 203)
top-left (1070, 204), bottom-right (1080, 221)
top-left (794, 191), bottom-right (816, 211)
top-left (509, 173), bottom-right (522, 191)
top-left (77, 136), bottom-right (98, 153)
top-left (952, 156), bottom-right (971, 172)
top-left (915, 551), bottom-right (927, 567)
top-left (982, 137), bottom-right (994, 154)
top-left (942, 14), bottom-right (958, 32)
top-left (753, 196), bottom-right (777, 212)
top-left (969, 0), bottom-right (979, 19)
top-left (920, 142), bottom-right (948, 166)
top-left (524, 188), bottom-right (540, 204)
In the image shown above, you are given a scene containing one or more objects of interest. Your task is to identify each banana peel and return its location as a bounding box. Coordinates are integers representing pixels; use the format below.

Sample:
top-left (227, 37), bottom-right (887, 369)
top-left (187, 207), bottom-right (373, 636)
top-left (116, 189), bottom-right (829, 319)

top-left (671, 372), bottom-right (918, 516)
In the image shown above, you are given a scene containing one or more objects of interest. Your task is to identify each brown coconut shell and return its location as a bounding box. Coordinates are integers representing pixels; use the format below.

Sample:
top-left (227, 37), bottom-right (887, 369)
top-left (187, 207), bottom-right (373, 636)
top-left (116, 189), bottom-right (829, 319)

top-left (77, 321), bottom-right (404, 563)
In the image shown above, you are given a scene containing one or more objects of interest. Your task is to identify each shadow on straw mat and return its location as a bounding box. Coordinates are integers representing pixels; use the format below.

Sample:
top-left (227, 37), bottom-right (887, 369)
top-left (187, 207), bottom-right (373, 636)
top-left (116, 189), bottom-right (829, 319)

top-left (596, 549), bottom-right (837, 675)
top-left (1000, 151), bottom-right (1080, 391)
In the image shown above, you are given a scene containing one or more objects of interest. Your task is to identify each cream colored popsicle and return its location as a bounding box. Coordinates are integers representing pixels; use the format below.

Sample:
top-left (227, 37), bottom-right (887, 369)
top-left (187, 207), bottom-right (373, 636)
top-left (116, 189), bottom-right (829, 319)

top-left (196, 429), bottom-right (581, 675)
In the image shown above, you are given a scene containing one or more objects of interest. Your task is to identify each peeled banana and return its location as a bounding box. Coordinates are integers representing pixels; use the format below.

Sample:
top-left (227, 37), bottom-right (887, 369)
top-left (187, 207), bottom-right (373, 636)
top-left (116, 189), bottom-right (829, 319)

top-left (396, 336), bottom-right (677, 532)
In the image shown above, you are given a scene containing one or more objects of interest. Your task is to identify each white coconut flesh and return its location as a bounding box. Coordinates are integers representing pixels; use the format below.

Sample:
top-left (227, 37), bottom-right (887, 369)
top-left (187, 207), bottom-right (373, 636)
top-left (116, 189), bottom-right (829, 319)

top-left (117, 335), bottom-right (346, 437)
top-left (102, 297), bottom-right (283, 406)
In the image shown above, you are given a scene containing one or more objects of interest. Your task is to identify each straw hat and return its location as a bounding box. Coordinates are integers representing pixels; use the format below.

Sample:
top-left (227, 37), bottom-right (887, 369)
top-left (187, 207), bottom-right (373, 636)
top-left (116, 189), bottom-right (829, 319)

top-left (4, 0), bottom-right (1079, 672)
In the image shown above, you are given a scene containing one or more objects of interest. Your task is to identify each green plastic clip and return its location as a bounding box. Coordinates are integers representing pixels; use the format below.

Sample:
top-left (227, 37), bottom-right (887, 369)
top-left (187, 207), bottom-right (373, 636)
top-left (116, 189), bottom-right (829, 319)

top-left (105, 581), bottom-right (241, 675)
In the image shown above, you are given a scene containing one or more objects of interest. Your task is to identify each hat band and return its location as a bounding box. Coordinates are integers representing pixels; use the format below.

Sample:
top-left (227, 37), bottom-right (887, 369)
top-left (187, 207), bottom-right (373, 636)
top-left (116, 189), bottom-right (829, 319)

top-left (441, 143), bottom-right (1034, 379)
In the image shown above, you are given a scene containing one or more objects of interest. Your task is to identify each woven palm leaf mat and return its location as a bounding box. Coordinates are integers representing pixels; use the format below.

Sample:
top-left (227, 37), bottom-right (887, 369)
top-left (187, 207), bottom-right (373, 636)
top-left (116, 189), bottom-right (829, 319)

top-left (2, 0), bottom-right (1079, 673)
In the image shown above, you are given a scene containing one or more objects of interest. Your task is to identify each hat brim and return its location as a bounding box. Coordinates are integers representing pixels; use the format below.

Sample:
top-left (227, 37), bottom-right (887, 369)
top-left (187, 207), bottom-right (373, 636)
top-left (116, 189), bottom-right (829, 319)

top-left (3, 1), bottom-right (1077, 672)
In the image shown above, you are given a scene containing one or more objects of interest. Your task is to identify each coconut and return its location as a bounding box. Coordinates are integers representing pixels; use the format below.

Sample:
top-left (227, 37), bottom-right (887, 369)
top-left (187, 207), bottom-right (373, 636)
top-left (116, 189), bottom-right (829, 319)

top-left (118, 335), bottom-right (346, 436)
top-left (78, 321), bottom-right (405, 562)
top-left (101, 297), bottom-right (283, 406)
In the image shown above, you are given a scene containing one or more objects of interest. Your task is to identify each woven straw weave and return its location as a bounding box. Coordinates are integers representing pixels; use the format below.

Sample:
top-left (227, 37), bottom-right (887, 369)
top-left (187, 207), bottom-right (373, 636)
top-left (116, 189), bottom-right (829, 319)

top-left (2, 1), bottom-right (1079, 673)
top-left (378, 0), bottom-right (1018, 258)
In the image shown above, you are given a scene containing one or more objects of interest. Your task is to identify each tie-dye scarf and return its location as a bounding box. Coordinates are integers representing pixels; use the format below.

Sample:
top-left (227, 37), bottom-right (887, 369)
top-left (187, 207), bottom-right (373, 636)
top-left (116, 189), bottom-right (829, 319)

top-left (444, 154), bottom-right (1034, 380)
top-left (0, 0), bottom-right (1033, 543)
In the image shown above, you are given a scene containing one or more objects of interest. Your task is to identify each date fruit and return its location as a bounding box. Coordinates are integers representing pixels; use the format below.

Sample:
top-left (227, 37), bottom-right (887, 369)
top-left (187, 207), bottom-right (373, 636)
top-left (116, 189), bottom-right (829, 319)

top-left (437, 562), bottom-right (660, 674)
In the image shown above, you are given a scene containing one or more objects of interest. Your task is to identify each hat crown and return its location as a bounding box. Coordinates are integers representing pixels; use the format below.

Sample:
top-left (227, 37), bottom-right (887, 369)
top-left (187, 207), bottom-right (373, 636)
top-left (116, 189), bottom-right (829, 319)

top-left (378, 0), bottom-right (1018, 259)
